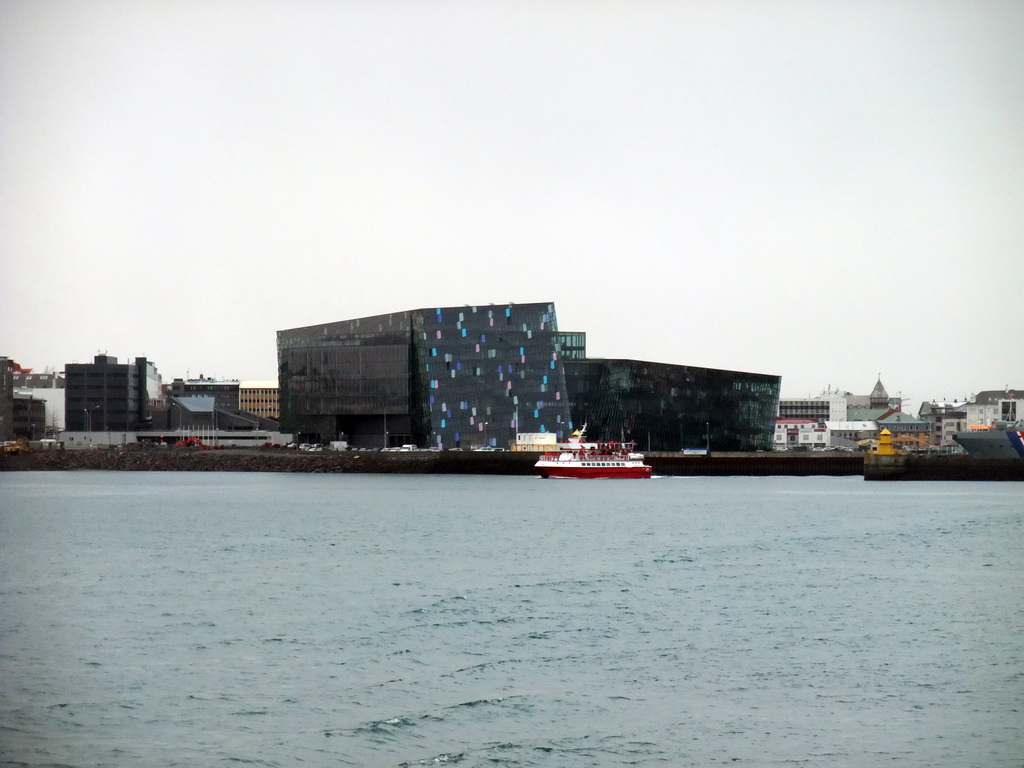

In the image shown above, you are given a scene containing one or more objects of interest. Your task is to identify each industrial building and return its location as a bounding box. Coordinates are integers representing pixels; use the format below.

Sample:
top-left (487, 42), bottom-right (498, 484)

top-left (278, 302), bottom-right (781, 451)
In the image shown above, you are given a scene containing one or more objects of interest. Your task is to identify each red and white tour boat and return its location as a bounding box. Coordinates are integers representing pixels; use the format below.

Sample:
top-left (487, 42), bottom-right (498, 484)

top-left (534, 427), bottom-right (652, 479)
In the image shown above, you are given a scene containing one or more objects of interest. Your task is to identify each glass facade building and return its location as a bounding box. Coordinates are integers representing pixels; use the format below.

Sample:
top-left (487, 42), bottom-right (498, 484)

top-left (277, 303), bottom-right (571, 449)
top-left (564, 359), bottom-right (780, 452)
top-left (278, 302), bottom-right (780, 451)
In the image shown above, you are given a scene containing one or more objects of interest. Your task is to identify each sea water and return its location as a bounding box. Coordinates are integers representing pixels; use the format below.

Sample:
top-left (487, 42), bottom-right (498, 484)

top-left (0, 472), bottom-right (1021, 767)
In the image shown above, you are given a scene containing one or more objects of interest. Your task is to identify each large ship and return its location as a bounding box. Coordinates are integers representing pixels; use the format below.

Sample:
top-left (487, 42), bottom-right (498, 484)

top-left (953, 421), bottom-right (1024, 459)
top-left (534, 427), bottom-right (652, 479)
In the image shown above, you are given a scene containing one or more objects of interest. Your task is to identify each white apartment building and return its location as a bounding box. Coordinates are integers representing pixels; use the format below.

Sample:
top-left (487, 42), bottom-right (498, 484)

top-left (774, 418), bottom-right (829, 450)
top-left (965, 389), bottom-right (1023, 427)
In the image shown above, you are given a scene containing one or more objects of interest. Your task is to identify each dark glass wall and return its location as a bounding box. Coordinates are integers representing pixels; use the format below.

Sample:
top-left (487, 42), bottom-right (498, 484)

top-left (277, 312), bottom-right (415, 445)
top-left (565, 359), bottom-right (780, 452)
top-left (412, 303), bottom-right (571, 449)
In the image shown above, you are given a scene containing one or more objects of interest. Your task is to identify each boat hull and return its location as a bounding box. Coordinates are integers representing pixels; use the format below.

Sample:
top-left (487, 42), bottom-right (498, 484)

top-left (535, 462), bottom-right (652, 479)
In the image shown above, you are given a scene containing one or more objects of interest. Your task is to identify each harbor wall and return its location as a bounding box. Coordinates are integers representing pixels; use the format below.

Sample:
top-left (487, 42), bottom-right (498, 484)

top-left (645, 452), bottom-right (862, 477)
top-left (3, 447), bottom-right (1021, 480)
top-left (0, 447), bottom-right (539, 475)
top-left (864, 453), bottom-right (1024, 481)
top-left (0, 447), bottom-right (861, 476)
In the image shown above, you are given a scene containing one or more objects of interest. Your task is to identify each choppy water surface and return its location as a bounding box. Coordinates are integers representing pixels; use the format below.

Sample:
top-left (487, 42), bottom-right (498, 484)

top-left (1, 472), bottom-right (1021, 767)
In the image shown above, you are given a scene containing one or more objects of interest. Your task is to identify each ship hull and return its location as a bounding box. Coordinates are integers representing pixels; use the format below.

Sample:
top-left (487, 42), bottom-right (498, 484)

top-left (953, 430), bottom-right (1024, 459)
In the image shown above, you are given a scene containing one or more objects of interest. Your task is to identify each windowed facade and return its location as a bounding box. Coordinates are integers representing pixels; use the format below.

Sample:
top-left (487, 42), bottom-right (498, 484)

top-left (239, 381), bottom-right (280, 420)
top-left (778, 399), bottom-right (832, 422)
top-left (64, 355), bottom-right (157, 432)
top-left (556, 331), bottom-right (587, 361)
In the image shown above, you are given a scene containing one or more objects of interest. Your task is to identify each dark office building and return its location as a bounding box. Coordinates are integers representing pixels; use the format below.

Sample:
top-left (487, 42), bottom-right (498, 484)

top-left (564, 358), bottom-right (781, 452)
top-left (278, 303), bottom-right (570, 448)
top-left (65, 355), bottom-right (158, 432)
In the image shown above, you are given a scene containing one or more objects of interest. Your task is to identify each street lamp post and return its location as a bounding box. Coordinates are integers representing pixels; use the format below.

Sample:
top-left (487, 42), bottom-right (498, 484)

top-left (170, 402), bottom-right (182, 443)
top-left (84, 405), bottom-right (100, 445)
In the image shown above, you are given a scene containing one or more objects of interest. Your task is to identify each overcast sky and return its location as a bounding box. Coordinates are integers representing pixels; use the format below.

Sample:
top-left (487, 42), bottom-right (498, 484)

top-left (2, 1), bottom-right (1022, 408)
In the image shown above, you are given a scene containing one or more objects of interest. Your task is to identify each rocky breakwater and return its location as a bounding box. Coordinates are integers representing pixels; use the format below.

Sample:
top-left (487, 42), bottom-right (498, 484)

top-left (1, 446), bottom-right (541, 475)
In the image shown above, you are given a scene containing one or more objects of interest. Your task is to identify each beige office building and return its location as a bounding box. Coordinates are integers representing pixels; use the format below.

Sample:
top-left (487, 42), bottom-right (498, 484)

top-left (239, 380), bottom-right (279, 420)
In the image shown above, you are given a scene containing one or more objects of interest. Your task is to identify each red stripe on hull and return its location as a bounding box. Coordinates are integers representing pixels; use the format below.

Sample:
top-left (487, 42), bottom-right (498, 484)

top-left (536, 465), bottom-right (652, 479)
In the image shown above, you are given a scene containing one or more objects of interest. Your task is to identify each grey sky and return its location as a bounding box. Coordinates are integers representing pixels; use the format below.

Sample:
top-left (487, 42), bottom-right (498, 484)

top-left (2, 1), bottom-right (1022, 408)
